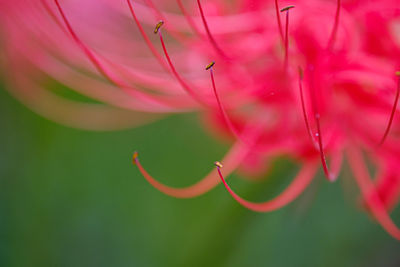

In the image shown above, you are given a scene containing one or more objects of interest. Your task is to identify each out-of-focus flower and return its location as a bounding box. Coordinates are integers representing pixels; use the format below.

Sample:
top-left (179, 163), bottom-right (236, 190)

top-left (1, 0), bottom-right (400, 239)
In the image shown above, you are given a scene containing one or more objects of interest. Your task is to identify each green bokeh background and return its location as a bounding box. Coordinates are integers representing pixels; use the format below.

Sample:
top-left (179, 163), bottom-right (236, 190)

top-left (0, 83), bottom-right (399, 267)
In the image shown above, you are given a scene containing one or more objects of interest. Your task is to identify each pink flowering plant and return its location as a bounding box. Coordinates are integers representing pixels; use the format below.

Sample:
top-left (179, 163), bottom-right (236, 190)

top-left (2, 0), bottom-right (400, 240)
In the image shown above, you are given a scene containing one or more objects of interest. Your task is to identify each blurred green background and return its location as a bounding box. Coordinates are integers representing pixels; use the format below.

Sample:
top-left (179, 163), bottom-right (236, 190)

top-left (0, 83), bottom-right (399, 267)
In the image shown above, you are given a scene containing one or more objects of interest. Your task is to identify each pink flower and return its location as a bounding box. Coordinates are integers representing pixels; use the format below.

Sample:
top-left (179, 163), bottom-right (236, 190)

top-left (2, 0), bottom-right (400, 239)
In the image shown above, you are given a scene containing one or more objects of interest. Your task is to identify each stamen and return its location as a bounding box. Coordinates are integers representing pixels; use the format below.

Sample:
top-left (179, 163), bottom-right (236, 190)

top-left (54, 0), bottom-right (108, 77)
top-left (327, 0), bottom-right (341, 50)
top-left (378, 71), bottom-right (400, 146)
top-left (154, 20), bottom-right (164, 34)
top-left (207, 62), bottom-right (247, 143)
top-left (196, 0), bottom-right (229, 60)
top-left (215, 161), bottom-right (318, 212)
top-left (280, 5), bottom-right (294, 69)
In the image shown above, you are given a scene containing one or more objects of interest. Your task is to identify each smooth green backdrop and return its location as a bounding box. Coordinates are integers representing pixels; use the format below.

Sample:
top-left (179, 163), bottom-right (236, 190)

top-left (0, 85), bottom-right (399, 267)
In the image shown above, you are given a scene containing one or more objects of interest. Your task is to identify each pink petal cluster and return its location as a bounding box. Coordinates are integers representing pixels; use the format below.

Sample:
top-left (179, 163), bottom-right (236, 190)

top-left (1, 0), bottom-right (400, 239)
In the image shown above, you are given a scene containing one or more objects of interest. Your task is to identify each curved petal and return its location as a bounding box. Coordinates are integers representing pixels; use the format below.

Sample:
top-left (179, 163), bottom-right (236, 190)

top-left (347, 146), bottom-right (400, 240)
top-left (7, 73), bottom-right (161, 131)
top-left (52, 0), bottom-right (188, 111)
top-left (216, 161), bottom-right (319, 212)
top-left (133, 141), bottom-right (250, 198)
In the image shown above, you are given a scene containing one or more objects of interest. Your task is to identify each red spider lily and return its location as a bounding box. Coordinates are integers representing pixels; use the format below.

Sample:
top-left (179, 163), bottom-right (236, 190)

top-left (1, 0), bottom-right (400, 239)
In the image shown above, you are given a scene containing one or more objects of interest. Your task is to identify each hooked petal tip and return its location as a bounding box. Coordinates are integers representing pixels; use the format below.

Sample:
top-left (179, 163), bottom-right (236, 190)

top-left (328, 173), bottom-right (337, 183)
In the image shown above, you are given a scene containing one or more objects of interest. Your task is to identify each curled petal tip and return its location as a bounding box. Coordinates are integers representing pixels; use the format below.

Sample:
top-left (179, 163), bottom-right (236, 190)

top-left (205, 61), bottom-right (215, 70)
top-left (280, 5), bottom-right (295, 12)
top-left (154, 20), bottom-right (164, 34)
top-left (328, 173), bottom-right (337, 183)
top-left (214, 161), bottom-right (223, 168)
top-left (395, 71), bottom-right (400, 76)
top-left (132, 151), bottom-right (139, 165)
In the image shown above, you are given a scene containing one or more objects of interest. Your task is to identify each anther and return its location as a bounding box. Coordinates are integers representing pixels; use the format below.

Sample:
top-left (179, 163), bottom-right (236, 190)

top-left (154, 20), bottom-right (164, 34)
top-left (132, 151), bottom-right (139, 165)
top-left (205, 61), bottom-right (215, 70)
top-left (280, 5), bottom-right (295, 12)
top-left (214, 161), bottom-right (223, 168)
top-left (396, 71), bottom-right (400, 76)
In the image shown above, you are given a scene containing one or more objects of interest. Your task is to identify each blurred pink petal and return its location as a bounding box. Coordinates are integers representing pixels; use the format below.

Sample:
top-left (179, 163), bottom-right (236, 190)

top-left (1, 0), bottom-right (400, 240)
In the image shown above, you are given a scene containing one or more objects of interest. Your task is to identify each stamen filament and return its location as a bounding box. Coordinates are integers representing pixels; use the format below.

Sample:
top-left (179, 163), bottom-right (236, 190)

top-left (176, 0), bottom-right (203, 37)
top-left (196, 0), bottom-right (229, 60)
top-left (215, 161), bottom-right (318, 212)
top-left (54, 0), bottom-right (172, 109)
top-left (327, 0), bottom-right (341, 50)
top-left (299, 68), bottom-right (343, 180)
top-left (157, 26), bottom-right (208, 106)
top-left (298, 67), bottom-right (318, 148)
top-left (208, 62), bottom-right (247, 143)
top-left (307, 66), bottom-right (336, 181)
top-left (378, 72), bottom-right (400, 146)
top-left (127, 0), bottom-right (207, 107)
top-left (40, 0), bottom-right (65, 32)
top-left (126, 0), bottom-right (169, 71)
top-left (280, 6), bottom-right (294, 69)
top-left (274, 0), bottom-right (284, 44)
